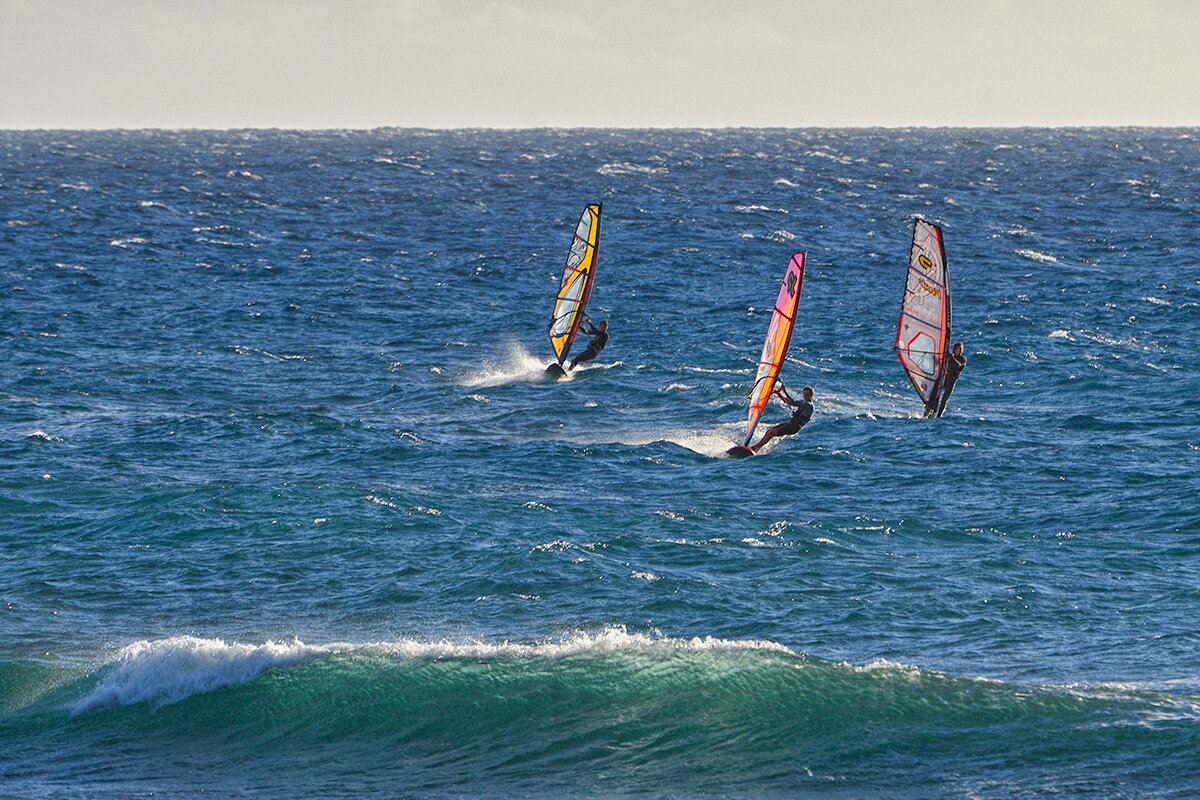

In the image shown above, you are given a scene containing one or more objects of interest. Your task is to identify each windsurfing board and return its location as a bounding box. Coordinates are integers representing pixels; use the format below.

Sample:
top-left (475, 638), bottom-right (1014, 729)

top-left (724, 445), bottom-right (755, 459)
top-left (544, 363), bottom-right (568, 381)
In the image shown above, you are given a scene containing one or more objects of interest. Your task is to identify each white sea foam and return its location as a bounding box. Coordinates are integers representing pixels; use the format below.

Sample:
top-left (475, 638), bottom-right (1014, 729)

top-left (803, 149), bottom-right (852, 165)
top-left (72, 636), bottom-right (340, 713)
top-left (607, 423), bottom-right (744, 458)
top-left (789, 357), bottom-right (835, 373)
top-left (819, 390), bottom-right (918, 420)
top-left (26, 430), bottom-right (66, 443)
top-left (1016, 248), bottom-right (1058, 263)
top-left (459, 343), bottom-right (561, 387)
top-left (367, 495), bottom-right (397, 508)
top-left (366, 627), bottom-right (797, 661)
top-left (1078, 330), bottom-right (1143, 350)
top-left (531, 539), bottom-right (573, 553)
top-left (596, 162), bottom-right (666, 177)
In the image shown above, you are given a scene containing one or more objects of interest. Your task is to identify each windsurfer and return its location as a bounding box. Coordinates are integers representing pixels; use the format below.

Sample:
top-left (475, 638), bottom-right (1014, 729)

top-left (752, 384), bottom-right (813, 452)
top-left (935, 341), bottom-right (966, 418)
top-left (569, 319), bottom-right (608, 369)
top-left (924, 340), bottom-right (966, 417)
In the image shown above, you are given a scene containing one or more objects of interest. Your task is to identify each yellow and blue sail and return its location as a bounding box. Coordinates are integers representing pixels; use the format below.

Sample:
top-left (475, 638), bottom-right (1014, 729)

top-left (744, 252), bottom-right (805, 446)
top-left (896, 219), bottom-right (951, 404)
top-left (549, 204), bottom-right (601, 365)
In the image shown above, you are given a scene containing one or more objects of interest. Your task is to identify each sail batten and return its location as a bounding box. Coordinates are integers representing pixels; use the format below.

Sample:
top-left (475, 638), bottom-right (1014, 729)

top-left (743, 252), bottom-right (805, 447)
top-left (549, 204), bottom-right (602, 365)
top-left (896, 219), bottom-right (951, 406)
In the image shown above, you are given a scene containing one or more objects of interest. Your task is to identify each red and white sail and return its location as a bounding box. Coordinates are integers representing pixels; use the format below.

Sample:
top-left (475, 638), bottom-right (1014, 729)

top-left (896, 219), bottom-right (951, 405)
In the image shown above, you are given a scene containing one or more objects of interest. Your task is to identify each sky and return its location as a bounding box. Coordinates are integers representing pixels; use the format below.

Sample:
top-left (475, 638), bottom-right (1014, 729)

top-left (3, 0), bottom-right (1200, 129)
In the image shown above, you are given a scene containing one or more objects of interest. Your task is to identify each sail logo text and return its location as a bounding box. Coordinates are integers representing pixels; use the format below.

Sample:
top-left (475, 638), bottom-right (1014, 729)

top-left (919, 278), bottom-right (942, 298)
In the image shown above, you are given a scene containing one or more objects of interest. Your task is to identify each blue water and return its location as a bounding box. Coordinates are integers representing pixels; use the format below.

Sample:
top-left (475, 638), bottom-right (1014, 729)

top-left (2, 128), bottom-right (1199, 799)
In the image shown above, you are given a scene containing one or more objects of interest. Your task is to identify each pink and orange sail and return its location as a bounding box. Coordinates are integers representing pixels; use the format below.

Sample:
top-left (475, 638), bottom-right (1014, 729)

top-left (743, 252), bottom-right (806, 447)
top-left (896, 219), bottom-right (951, 406)
top-left (549, 204), bottom-right (602, 366)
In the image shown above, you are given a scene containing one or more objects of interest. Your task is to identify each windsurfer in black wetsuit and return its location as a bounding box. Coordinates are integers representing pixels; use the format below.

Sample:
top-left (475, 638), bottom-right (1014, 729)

top-left (752, 384), bottom-right (813, 453)
top-left (924, 340), bottom-right (966, 417)
top-left (569, 318), bottom-right (608, 370)
top-left (936, 341), bottom-right (966, 418)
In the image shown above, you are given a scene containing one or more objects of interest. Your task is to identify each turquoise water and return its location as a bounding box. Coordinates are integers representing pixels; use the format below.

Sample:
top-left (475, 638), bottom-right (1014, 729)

top-left (2, 128), bottom-right (1199, 798)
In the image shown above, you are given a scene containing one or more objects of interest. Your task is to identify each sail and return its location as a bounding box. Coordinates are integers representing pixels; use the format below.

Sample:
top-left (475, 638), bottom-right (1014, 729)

top-left (896, 219), bottom-right (951, 405)
top-left (744, 252), bottom-right (805, 446)
top-left (549, 203), bottom-right (602, 365)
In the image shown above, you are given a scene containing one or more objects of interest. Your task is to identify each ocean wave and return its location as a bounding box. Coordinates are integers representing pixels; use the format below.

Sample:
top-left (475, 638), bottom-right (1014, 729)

top-left (596, 162), bottom-right (666, 177)
top-left (72, 636), bottom-right (340, 713)
top-left (0, 625), bottom-right (1188, 797)
top-left (1016, 248), bottom-right (1059, 263)
top-left (69, 629), bottom-right (1200, 726)
top-left (24, 430), bottom-right (66, 443)
top-left (72, 629), bottom-right (797, 713)
top-left (109, 236), bottom-right (149, 248)
top-left (50, 629), bottom-right (1200, 792)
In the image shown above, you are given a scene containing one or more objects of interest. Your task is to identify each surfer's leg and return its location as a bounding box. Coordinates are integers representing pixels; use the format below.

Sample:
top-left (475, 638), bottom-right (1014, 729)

top-left (752, 425), bottom-right (782, 453)
top-left (569, 346), bottom-right (597, 370)
top-left (936, 377), bottom-right (957, 417)
top-left (936, 392), bottom-right (950, 417)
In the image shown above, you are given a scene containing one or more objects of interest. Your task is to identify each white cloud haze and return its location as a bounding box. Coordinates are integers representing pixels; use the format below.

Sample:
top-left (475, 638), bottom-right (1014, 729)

top-left (2, 0), bottom-right (1198, 128)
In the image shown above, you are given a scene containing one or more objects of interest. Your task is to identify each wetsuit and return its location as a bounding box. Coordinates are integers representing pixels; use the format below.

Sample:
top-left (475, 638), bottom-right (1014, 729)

top-left (775, 398), bottom-right (813, 435)
top-left (752, 392), bottom-right (813, 452)
top-left (569, 323), bottom-right (608, 369)
top-left (936, 351), bottom-right (966, 418)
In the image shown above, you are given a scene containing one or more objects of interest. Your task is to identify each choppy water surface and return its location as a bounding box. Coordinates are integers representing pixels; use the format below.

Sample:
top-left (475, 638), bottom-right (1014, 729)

top-left (2, 128), bottom-right (1199, 799)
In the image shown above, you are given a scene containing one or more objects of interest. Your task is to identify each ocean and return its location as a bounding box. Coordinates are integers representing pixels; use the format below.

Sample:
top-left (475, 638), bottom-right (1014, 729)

top-left (2, 127), bottom-right (1198, 799)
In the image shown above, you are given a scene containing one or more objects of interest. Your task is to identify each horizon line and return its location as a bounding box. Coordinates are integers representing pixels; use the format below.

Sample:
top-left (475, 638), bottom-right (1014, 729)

top-left (4, 123), bottom-right (1200, 133)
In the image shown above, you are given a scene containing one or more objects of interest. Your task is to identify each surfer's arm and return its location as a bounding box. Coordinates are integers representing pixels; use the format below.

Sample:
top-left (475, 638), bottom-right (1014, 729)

top-left (774, 384), bottom-right (798, 406)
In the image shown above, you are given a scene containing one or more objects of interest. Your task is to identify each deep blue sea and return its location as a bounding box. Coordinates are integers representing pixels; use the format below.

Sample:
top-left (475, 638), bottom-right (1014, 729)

top-left (2, 128), bottom-right (1199, 799)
